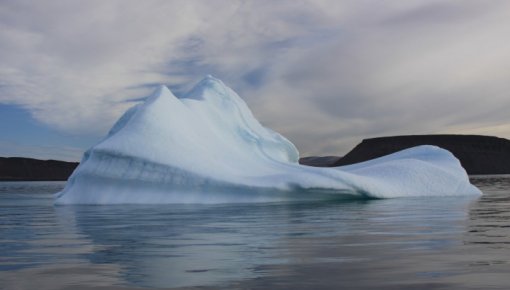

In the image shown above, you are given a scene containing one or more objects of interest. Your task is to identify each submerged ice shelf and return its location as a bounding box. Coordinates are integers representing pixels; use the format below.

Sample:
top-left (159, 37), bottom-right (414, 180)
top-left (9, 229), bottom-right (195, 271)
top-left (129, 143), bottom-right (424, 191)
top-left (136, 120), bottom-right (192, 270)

top-left (55, 76), bottom-right (481, 204)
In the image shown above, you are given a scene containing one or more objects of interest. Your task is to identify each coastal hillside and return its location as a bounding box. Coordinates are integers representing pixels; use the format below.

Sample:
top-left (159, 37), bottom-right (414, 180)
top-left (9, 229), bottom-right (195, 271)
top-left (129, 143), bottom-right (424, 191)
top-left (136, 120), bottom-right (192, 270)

top-left (300, 135), bottom-right (510, 175)
top-left (0, 157), bottom-right (78, 181)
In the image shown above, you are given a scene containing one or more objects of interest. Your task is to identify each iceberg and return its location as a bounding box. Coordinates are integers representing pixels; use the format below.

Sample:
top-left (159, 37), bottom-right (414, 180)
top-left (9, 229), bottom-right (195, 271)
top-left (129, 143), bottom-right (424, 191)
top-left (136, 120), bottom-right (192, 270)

top-left (55, 76), bottom-right (481, 204)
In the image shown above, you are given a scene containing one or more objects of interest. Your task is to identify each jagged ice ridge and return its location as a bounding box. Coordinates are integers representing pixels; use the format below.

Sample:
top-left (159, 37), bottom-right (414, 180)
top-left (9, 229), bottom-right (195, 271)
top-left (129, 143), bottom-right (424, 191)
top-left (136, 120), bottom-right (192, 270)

top-left (55, 76), bottom-right (482, 204)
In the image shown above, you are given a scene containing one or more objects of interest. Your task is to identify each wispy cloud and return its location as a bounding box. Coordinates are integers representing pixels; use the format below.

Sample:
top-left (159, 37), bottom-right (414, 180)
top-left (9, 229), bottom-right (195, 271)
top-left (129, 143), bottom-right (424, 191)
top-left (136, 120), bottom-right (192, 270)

top-left (1, 0), bottom-right (510, 157)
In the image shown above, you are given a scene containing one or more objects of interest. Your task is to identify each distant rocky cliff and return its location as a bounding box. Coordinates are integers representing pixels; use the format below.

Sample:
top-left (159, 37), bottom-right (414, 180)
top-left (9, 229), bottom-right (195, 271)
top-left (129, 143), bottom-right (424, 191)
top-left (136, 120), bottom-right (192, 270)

top-left (298, 156), bottom-right (342, 167)
top-left (299, 135), bottom-right (510, 175)
top-left (0, 157), bottom-right (78, 181)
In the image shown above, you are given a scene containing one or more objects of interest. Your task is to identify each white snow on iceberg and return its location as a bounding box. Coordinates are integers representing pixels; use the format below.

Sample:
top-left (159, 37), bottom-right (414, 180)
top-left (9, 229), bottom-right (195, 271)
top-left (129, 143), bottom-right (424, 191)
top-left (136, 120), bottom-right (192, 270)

top-left (55, 76), bottom-right (481, 204)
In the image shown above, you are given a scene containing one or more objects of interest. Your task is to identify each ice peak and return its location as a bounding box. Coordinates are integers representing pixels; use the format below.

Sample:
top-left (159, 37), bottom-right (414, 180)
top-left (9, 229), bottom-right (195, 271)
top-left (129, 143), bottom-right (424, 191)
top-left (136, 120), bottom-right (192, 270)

top-left (154, 84), bottom-right (172, 97)
top-left (203, 74), bottom-right (221, 83)
top-left (183, 75), bottom-right (230, 101)
top-left (157, 84), bottom-right (171, 93)
top-left (144, 85), bottom-right (175, 104)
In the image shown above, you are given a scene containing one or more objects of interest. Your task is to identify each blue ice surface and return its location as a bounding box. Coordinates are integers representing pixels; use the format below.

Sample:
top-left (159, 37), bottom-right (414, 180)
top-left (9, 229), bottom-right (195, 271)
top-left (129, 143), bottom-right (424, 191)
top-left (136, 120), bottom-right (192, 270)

top-left (55, 76), bottom-right (481, 204)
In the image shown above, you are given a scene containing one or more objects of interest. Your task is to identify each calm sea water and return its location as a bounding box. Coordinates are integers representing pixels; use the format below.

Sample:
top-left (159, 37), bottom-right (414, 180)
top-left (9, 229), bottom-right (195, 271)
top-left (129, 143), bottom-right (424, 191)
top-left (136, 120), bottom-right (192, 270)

top-left (1, 177), bottom-right (510, 290)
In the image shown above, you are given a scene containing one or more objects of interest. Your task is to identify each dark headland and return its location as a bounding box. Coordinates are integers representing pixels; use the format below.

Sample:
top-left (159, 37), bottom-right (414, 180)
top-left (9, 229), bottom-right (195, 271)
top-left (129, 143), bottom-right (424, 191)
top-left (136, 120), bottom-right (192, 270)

top-left (300, 134), bottom-right (510, 175)
top-left (0, 157), bottom-right (78, 181)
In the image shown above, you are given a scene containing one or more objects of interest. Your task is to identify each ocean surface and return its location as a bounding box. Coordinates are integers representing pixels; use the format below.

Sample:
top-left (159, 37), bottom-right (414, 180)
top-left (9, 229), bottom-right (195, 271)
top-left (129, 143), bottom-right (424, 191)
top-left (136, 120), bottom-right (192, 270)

top-left (1, 176), bottom-right (510, 290)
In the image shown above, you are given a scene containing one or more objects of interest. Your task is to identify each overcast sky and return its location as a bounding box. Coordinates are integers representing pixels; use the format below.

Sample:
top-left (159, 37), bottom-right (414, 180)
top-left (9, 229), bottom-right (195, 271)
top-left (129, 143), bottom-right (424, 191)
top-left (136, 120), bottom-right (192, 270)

top-left (1, 0), bottom-right (510, 161)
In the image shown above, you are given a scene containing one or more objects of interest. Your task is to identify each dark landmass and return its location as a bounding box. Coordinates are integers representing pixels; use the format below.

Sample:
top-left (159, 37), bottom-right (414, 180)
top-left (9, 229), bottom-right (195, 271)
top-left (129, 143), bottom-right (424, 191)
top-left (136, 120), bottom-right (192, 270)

top-left (299, 134), bottom-right (510, 175)
top-left (298, 156), bottom-right (342, 167)
top-left (0, 157), bottom-right (78, 181)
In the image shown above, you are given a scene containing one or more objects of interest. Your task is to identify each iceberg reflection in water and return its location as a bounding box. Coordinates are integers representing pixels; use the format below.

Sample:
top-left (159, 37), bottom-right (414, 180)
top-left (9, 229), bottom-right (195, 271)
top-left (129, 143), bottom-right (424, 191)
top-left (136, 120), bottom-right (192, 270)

top-left (3, 179), bottom-right (508, 289)
top-left (55, 76), bottom-right (481, 204)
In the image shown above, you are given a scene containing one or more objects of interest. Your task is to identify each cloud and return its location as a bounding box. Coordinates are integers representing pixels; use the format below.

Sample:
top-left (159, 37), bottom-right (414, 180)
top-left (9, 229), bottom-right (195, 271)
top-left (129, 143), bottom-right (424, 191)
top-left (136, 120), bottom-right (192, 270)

top-left (246, 0), bottom-right (510, 155)
top-left (1, 0), bottom-right (510, 157)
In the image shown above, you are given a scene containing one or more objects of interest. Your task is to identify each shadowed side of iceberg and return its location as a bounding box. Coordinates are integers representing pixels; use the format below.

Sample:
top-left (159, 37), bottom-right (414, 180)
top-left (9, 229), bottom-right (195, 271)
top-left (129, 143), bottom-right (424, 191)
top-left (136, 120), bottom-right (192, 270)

top-left (55, 76), bottom-right (481, 204)
top-left (54, 150), bottom-right (364, 204)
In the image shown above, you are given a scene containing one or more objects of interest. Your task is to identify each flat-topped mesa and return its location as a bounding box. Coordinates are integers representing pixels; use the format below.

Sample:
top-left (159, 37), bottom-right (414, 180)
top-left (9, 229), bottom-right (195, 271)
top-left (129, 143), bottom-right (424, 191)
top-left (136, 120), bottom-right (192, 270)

top-left (331, 135), bottom-right (510, 175)
top-left (55, 77), bottom-right (481, 204)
